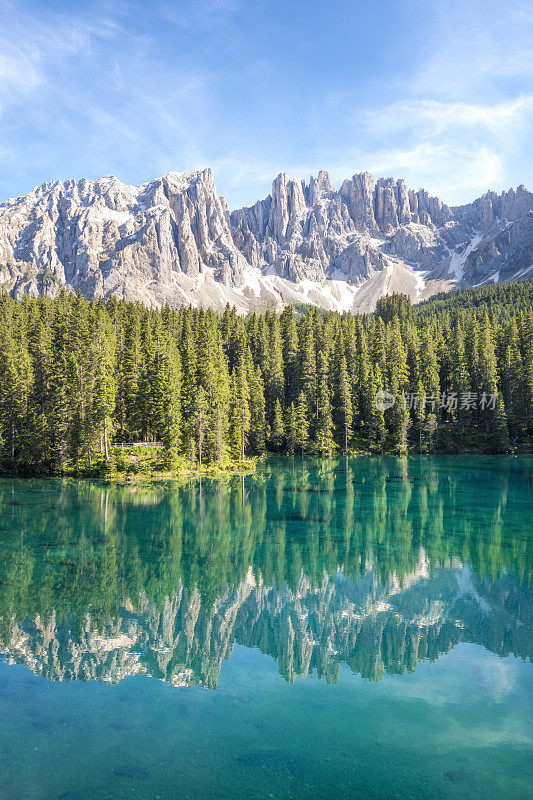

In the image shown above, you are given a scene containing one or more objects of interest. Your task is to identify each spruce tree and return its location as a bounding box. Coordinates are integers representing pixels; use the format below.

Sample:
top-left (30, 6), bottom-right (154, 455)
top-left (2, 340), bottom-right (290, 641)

top-left (285, 403), bottom-right (297, 454)
top-left (151, 334), bottom-right (181, 467)
top-left (0, 315), bottom-right (32, 469)
top-left (230, 325), bottom-right (251, 460)
top-left (92, 310), bottom-right (116, 464)
top-left (193, 386), bottom-right (208, 466)
top-left (48, 303), bottom-right (71, 472)
top-left (118, 307), bottom-right (142, 442)
top-left (388, 321), bottom-right (411, 452)
top-left (315, 350), bottom-right (335, 455)
top-left (491, 394), bottom-right (511, 453)
top-left (0, 284), bottom-right (530, 472)
top-left (248, 364), bottom-right (266, 453)
top-left (450, 324), bottom-right (470, 425)
top-left (354, 322), bottom-right (371, 427)
top-left (271, 399), bottom-right (285, 450)
top-left (368, 365), bottom-right (386, 451)
top-left (299, 314), bottom-right (317, 415)
top-left (336, 356), bottom-right (353, 453)
top-left (500, 320), bottom-right (524, 436)
top-left (281, 305), bottom-right (299, 405)
top-left (295, 391), bottom-right (310, 455)
top-left (266, 313), bottom-right (284, 422)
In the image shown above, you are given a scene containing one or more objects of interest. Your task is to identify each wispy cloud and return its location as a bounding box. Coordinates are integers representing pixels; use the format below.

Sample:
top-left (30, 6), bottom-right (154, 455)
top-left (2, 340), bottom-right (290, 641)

top-left (364, 97), bottom-right (533, 140)
top-left (0, 2), bottom-right (116, 104)
top-left (160, 0), bottom-right (240, 29)
top-left (363, 143), bottom-right (505, 203)
top-left (342, 95), bottom-right (533, 203)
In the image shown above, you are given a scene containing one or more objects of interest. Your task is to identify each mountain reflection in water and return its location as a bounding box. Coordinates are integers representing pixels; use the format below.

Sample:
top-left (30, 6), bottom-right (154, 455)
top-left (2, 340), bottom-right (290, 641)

top-left (0, 456), bottom-right (531, 688)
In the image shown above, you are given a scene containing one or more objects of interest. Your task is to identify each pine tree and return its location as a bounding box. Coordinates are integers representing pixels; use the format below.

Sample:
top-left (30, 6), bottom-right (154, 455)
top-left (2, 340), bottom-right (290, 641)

top-left (285, 403), bottom-right (297, 454)
top-left (118, 307), bottom-right (142, 442)
top-left (295, 391), bottom-right (310, 455)
top-left (368, 365), bottom-right (386, 451)
top-left (315, 350), bottom-right (335, 455)
top-left (299, 314), bottom-right (317, 415)
top-left (25, 302), bottom-right (52, 470)
top-left (92, 310), bottom-right (116, 464)
top-left (336, 356), bottom-right (353, 453)
top-left (373, 317), bottom-right (387, 377)
top-left (354, 321), bottom-right (371, 427)
top-left (388, 321), bottom-right (411, 452)
top-left (281, 305), bottom-right (299, 406)
top-left (419, 326), bottom-right (440, 452)
top-left (248, 364), bottom-right (266, 453)
top-left (413, 377), bottom-right (426, 452)
top-left (213, 404), bottom-right (226, 463)
top-left (48, 303), bottom-right (71, 471)
top-left (521, 311), bottom-right (533, 433)
top-left (476, 315), bottom-right (505, 437)
top-left (0, 283), bottom-right (531, 474)
top-left (137, 313), bottom-right (157, 440)
top-left (180, 310), bottom-right (197, 438)
top-left (491, 394), bottom-right (511, 453)
top-left (0, 312), bottom-right (32, 469)
top-left (500, 320), bottom-right (524, 436)
top-left (66, 296), bottom-right (93, 470)
top-left (151, 333), bottom-right (181, 467)
top-left (196, 312), bottom-right (230, 461)
top-left (230, 324), bottom-right (251, 460)
top-left (393, 396), bottom-right (411, 454)
top-left (271, 399), bottom-right (285, 450)
top-left (450, 324), bottom-right (470, 425)
top-left (230, 370), bottom-right (251, 461)
top-left (420, 327), bottom-right (440, 407)
top-left (266, 313), bottom-right (284, 422)
top-left (193, 386), bottom-right (208, 466)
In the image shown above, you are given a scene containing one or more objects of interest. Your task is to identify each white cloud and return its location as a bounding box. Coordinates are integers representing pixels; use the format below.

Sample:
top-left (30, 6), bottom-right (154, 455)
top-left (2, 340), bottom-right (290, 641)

top-left (0, 2), bottom-right (117, 113)
top-left (0, 49), bottom-right (42, 97)
top-left (364, 143), bottom-right (505, 204)
top-left (338, 94), bottom-right (533, 204)
top-left (364, 96), bottom-right (533, 140)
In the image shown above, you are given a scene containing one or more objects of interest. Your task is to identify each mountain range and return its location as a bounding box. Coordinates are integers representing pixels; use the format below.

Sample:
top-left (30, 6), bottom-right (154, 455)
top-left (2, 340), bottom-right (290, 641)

top-left (1, 168), bottom-right (532, 312)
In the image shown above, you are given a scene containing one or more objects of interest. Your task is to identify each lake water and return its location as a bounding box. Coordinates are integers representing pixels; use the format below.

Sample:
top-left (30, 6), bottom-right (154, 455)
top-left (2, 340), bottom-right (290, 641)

top-left (0, 456), bottom-right (531, 799)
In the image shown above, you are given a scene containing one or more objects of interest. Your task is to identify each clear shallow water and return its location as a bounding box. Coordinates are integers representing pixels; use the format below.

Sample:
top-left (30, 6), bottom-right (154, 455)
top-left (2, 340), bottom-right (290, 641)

top-left (0, 456), bottom-right (531, 799)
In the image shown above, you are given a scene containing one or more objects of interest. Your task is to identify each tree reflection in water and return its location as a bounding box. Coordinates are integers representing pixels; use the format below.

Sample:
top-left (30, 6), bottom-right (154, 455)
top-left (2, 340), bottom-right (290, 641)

top-left (0, 456), bottom-right (531, 687)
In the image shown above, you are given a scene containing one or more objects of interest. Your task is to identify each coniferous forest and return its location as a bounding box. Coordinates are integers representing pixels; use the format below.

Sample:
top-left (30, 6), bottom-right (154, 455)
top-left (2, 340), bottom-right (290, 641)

top-left (0, 281), bottom-right (532, 476)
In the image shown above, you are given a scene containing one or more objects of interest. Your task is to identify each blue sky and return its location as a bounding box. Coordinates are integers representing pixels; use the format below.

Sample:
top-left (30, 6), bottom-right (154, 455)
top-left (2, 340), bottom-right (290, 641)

top-left (0, 0), bottom-right (532, 208)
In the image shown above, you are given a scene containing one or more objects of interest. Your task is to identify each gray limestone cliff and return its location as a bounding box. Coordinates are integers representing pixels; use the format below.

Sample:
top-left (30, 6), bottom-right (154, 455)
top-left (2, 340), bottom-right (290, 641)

top-left (1, 169), bottom-right (531, 313)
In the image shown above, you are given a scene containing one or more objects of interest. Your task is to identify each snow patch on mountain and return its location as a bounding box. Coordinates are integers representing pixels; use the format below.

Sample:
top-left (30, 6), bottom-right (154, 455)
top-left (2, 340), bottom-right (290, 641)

top-left (447, 233), bottom-right (482, 280)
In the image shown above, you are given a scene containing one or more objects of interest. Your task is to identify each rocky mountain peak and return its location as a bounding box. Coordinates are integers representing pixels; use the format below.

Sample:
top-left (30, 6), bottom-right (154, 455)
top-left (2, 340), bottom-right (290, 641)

top-left (308, 169), bottom-right (334, 205)
top-left (0, 167), bottom-right (531, 314)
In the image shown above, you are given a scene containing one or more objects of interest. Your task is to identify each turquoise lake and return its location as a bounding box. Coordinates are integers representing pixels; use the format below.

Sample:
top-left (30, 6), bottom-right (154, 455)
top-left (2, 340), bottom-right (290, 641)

top-left (0, 456), bottom-right (531, 799)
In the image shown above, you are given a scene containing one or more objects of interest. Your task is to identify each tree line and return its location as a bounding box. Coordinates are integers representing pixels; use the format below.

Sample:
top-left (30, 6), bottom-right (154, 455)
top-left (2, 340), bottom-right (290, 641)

top-left (0, 282), bottom-right (532, 474)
